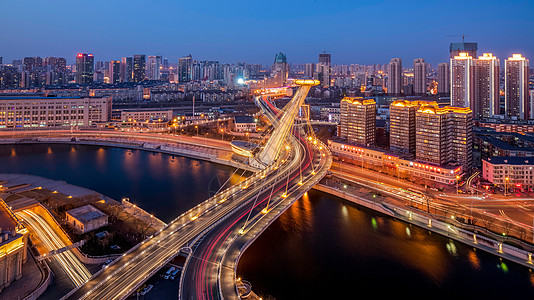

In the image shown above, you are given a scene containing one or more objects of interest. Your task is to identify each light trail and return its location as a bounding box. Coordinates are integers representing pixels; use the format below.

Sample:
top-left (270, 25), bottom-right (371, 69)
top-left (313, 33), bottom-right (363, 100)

top-left (16, 209), bottom-right (91, 287)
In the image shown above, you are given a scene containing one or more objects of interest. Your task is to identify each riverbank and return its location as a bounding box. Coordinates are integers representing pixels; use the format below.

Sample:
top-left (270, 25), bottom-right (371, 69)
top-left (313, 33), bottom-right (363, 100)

top-left (314, 180), bottom-right (534, 270)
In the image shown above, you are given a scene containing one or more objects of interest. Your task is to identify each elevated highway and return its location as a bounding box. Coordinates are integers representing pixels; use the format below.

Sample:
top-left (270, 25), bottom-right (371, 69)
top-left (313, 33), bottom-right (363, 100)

top-left (55, 78), bottom-right (330, 300)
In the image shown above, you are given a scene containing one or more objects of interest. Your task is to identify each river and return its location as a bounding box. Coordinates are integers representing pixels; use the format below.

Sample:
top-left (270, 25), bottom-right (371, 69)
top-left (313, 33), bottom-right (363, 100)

top-left (1, 143), bottom-right (533, 299)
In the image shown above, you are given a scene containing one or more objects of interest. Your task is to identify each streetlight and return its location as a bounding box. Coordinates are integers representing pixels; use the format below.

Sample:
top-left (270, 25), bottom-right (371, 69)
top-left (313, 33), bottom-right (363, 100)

top-left (220, 128), bottom-right (224, 140)
top-left (456, 175), bottom-right (460, 195)
top-left (195, 125), bottom-right (198, 137)
top-left (505, 177), bottom-right (509, 196)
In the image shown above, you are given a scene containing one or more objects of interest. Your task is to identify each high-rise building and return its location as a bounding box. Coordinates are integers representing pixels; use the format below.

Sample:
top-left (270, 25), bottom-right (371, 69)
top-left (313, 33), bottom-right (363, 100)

top-left (438, 62), bottom-right (450, 95)
top-left (474, 53), bottom-right (500, 118)
top-left (23, 57), bottom-right (42, 71)
top-left (133, 55), bottom-right (146, 83)
top-left (505, 54), bottom-right (529, 119)
top-left (416, 104), bottom-right (473, 170)
top-left (120, 57), bottom-right (133, 83)
top-left (305, 63), bottom-right (315, 78)
top-left (178, 55), bottom-right (193, 83)
top-left (387, 58), bottom-right (402, 95)
top-left (0, 57), bottom-right (2, 65)
top-left (389, 100), bottom-right (431, 156)
top-left (146, 55), bottom-right (161, 80)
top-left (108, 60), bottom-right (120, 84)
top-left (75, 53), bottom-right (94, 84)
top-left (413, 58), bottom-right (427, 95)
top-left (339, 97), bottom-right (376, 147)
top-left (43, 57), bottom-right (67, 72)
top-left (271, 52), bottom-right (289, 87)
top-left (318, 53), bottom-right (331, 87)
top-left (450, 52), bottom-right (475, 109)
top-left (531, 90), bottom-right (534, 120)
top-left (450, 42), bottom-right (478, 58)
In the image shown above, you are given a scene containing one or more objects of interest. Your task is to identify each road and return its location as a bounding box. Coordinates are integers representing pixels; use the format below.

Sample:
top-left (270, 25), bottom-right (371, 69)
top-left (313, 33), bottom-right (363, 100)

top-left (61, 129), bottom-right (301, 300)
top-left (180, 128), bottom-right (329, 299)
top-left (16, 209), bottom-right (91, 287)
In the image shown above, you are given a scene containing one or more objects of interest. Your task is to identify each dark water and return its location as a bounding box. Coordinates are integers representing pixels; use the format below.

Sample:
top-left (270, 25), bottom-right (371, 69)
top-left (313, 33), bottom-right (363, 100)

top-left (1, 144), bottom-right (534, 299)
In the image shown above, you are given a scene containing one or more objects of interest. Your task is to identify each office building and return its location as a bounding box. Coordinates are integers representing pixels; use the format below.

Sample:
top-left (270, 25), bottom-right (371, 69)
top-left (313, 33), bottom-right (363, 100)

top-left (416, 104), bottom-right (473, 170)
top-left (108, 60), bottom-right (120, 84)
top-left (318, 53), bottom-right (331, 87)
top-left (305, 63), bottom-right (315, 78)
top-left (505, 54), bottom-right (529, 119)
top-left (450, 42), bottom-right (478, 58)
top-left (339, 97), bottom-right (376, 146)
top-left (413, 58), bottom-right (427, 95)
top-left (450, 52), bottom-right (475, 109)
top-left (133, 55), bottom-right (146, 83)
top-left (120, 57), bottom-right (133, 83)
top-left (0, 94), bottom-right (111, 129)
top-left (146, 55), bottom-right (161, 80)
top-left (178, 55), bottom-right (193, 83)
top-left (438, 62), bottom-right (450, 95)
top-left (271, 52), bottom-right (289, 87)
top-left (387, 58), bottom-right (402, 95)
top-left (75, 53), bottom-right (94, 84)
top-left (474, 53), bottom-right (500, 118)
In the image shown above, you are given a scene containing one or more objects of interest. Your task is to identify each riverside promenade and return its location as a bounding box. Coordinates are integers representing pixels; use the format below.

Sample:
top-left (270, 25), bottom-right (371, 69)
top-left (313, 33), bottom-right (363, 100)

top-left (315, 176), bottom-right (534, 270)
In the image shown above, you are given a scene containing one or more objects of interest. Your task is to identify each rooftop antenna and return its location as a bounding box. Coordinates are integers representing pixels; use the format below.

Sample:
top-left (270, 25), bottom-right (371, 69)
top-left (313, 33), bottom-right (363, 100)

top-left (445, 34), bottom-right (470, 42)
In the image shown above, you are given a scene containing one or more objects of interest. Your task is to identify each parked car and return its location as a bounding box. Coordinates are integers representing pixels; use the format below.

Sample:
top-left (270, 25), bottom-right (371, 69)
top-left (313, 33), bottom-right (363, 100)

top-left (140, 284), bottom-right (153, 295)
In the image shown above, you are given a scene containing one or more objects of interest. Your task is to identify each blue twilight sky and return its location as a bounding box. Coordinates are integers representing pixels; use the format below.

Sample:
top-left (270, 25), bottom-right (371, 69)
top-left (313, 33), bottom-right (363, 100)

top-left (1, 0), bottom-right (533, 67)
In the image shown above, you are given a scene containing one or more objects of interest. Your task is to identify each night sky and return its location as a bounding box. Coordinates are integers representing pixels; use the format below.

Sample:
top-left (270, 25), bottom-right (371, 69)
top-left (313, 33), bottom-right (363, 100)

top-left (1, 0), bottom-right (533, 67)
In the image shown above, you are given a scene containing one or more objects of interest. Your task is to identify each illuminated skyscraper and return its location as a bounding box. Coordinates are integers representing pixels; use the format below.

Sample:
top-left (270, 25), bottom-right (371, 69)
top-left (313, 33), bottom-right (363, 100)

top-left (505, 54), bottom-right (529, 119)
top-left (178, 54), bottom-right (193, 83)
top-left (133, 54), bottom-right (146, 83)
top-left (437, 63), bottom-right (450, 95)
top-left (474, 53), bottom-right (500, 118)
top-left (318, 52), bottom-right (331, 87)
top-left (108, 60), bottom-right (120, 84)
top-left (450, 52), bottom-right (475, 109)
top-left (413, 58), bottom-right (427, 95)
top-left (75, 53), bottom-right (94, 84)
top-left (387, 58), bottom-right (402, 95)
top-left (146, 55), bottom-right (161, 80)
top-left (271, 52), bottom-right (288, 87)
top-left (120, 57), bottom-right (133, 83)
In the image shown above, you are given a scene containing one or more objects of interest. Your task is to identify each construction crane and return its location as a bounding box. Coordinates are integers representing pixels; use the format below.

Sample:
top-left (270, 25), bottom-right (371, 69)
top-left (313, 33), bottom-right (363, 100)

top-left (445, 34), bottom-right (470, 42)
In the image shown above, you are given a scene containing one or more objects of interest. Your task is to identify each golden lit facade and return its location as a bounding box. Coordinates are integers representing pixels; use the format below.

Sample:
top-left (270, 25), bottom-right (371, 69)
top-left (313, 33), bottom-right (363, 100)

top-left (339, 97), bottom-right (376, 147)
top-left (416, 105), bottom-right (473, 170)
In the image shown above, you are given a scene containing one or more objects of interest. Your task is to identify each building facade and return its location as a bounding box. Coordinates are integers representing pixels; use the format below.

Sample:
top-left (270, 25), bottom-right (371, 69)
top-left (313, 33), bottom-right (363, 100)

top-left (75, 53), bottom-right (94, 84)
top-left (66, 205), bottom-right (108, 234)
top-left (483, 156), bottom-right (534, 189)
top-left (387, 58), bottom-right (402, 95)
top-left (120, 57), bottom-right (133, 83)
top-left (474, 53), bottom-right (500, 118)
top-left (415, 104), bottom-right (473, 171)
top-left (450, 52), bottom-right (475, 109)
top-left (339, 97), bottom-right (376, 147)
top-left (413, 58), bottom-right (427, 95)
top-left (133, 55), bottom-right (146, 83)
top-left (505, 54), bottom-right (529, 119)
top-left (0, 95), bottom-right (111, 129)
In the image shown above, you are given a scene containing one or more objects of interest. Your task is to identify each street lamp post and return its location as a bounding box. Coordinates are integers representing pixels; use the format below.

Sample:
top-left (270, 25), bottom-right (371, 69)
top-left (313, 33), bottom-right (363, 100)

top-left (456, 175), bottom-right (460, 195)
top-left (220, 129), bottom-right (224, 141)
top-left (195, 125), bottom-right (198, 137)
top-left (505, 177), bottom-right (509, 196)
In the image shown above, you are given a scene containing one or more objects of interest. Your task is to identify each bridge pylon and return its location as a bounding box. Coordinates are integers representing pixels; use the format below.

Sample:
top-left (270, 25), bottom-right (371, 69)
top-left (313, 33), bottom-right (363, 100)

top-left (250, 79), bottom-right (320, 169)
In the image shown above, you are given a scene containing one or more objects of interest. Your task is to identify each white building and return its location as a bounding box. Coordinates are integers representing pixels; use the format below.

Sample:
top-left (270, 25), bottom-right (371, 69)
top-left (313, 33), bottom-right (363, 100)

top-left (0, 95), bottom-right (111, 129)
top-left (119, 109), bottom-right (173, 122)
top-left (66, 205), bottom-right (108, 234)
top-left (483, 156), bottom-right (534, 189)
top-left (450, 52), bottom-right (475, 109)
top-left (233, 116), bottom-right (256, 132)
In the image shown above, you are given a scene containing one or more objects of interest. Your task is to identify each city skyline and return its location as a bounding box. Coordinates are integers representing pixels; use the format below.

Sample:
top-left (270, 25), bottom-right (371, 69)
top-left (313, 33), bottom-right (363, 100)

top-left (1, 0), bottom-right (533, 66)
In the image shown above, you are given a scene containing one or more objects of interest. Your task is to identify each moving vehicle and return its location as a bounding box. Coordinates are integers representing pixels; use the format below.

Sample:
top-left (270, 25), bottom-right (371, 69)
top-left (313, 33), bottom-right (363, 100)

top-left (170, 268), bottom-right (180, 280)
